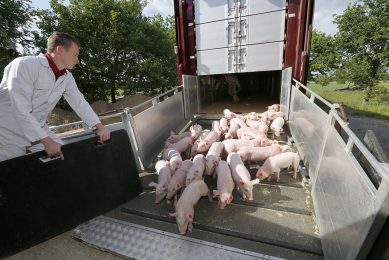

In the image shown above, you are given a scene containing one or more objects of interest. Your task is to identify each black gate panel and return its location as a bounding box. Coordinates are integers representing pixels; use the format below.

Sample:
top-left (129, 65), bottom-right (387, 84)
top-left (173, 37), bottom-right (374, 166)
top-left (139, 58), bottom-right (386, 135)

top-left (0, 129), bottom-right (142, 258)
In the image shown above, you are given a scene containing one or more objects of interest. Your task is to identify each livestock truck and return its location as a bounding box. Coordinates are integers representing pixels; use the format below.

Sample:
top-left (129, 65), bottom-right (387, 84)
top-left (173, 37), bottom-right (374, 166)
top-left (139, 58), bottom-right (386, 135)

top-left (1, 0), bottom-right (388, 259)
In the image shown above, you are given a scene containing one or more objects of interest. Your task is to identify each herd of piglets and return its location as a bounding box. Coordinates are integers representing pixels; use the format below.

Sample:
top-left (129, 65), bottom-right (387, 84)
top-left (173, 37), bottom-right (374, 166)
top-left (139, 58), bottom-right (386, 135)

top-left (150, 104), bottom-right (300, 234)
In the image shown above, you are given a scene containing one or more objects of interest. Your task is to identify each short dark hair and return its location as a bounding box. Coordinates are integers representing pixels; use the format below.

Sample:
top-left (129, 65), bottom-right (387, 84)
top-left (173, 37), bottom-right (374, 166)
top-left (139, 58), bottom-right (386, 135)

top-left (47, 32), bottom-right (80, 53)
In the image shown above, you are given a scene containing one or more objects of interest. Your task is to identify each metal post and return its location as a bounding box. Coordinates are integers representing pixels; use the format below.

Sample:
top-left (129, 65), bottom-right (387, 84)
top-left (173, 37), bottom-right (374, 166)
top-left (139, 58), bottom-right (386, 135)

top-left (312, 108), bottom-right (336, 189)
top-left (121, 109), bottom-right (144, 172)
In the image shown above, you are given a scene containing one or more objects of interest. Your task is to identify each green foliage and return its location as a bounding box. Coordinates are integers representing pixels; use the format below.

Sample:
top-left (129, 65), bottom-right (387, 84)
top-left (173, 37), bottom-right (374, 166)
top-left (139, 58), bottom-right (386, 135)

top-left (308, 81), bottom-right (389, 119)
top-left (334, 0), bottom-right (389, 101)
top-left (33, 0), bottom-right (177, 105)
top-left (315, 74), bottom-right (331, 86)
top-left (0, 0), bottom-right (33, 75)
top-left (309, 30), bottom-right (337, 79)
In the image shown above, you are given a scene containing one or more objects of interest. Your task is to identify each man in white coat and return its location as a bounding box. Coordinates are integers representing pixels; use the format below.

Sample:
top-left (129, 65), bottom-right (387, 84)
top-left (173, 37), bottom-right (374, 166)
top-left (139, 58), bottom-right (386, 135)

top-left (0, 32), bottom-right (110, 162)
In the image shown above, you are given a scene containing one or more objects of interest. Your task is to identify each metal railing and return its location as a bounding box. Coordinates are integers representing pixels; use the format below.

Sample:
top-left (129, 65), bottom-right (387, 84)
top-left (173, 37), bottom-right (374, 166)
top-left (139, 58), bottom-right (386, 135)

top-left (288, 78), bottom-right (389, 260)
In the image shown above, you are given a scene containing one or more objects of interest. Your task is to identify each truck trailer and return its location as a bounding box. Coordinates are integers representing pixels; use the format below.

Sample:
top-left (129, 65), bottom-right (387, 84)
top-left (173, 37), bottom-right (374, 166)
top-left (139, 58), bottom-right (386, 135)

top-left (1, 0), bottom-right (388, 259)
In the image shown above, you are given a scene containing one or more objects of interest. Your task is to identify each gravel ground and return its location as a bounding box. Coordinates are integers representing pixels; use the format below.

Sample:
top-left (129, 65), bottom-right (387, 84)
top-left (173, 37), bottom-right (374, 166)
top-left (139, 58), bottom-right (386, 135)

top-left (347, 116), bottom-right (389, 161)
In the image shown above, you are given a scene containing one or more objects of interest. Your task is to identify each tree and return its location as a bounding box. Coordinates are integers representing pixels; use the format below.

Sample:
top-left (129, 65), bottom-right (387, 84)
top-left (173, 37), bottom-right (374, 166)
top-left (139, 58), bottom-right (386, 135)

top-left (33, 0), bottom-right (177, 105)
top-left (334, 0), bottom-right (389, 101)
top-left (0, 0), bottom-right (33, 76)
top-left (309, 30), bottom-right (337, 81)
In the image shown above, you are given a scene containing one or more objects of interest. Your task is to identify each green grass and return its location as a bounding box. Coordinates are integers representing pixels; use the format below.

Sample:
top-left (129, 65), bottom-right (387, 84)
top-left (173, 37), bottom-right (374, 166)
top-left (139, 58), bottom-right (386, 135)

top-left (307, 81), bottom-right (389, 119)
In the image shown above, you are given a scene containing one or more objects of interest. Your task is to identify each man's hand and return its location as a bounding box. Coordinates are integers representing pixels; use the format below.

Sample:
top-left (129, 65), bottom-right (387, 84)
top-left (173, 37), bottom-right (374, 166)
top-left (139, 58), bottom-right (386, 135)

top-left (41, 136), bottom-right (64, 160)
top-left (95, 123), bottom-right (111, 143)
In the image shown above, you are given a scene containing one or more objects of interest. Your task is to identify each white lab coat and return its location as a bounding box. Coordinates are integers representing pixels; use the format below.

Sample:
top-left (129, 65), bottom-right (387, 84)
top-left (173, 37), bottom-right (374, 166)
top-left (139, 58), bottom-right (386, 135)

top-left (0, 54), bottom-right (100, 161)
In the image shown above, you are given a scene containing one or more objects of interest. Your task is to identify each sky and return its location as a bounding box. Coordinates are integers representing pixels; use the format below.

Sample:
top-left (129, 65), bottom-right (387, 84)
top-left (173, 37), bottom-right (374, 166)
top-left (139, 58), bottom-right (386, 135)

top-left (30, 0), bottom-right (355, 35)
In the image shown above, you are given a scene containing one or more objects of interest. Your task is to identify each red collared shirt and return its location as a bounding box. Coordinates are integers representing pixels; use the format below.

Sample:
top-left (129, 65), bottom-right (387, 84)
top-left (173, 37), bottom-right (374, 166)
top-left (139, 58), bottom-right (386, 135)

top-left (44, 53), bottom-right (67, 80)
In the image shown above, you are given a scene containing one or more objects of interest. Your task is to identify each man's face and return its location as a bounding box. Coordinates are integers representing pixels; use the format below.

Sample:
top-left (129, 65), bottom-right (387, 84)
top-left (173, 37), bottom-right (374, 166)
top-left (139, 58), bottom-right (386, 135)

top-left (59, 42), bottom-right (79, 70)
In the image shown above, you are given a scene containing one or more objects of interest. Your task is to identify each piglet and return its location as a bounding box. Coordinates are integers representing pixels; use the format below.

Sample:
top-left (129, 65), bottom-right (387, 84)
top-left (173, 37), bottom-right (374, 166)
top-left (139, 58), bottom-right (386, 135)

top-left (186, 154), bottom-right (206, 186)
top-left (212, 120), bottom-right (222, 137)
top-left (223, 109), bottom-right (237, 120)
top-left (237, 142), bottom-right (286, 162)
top-left (223, 139), bottom-right (254, 154)
top-left (166, 160), bottom-right (193, 200)
top-left (190, 124), bottom-right (202, 140)
top-left (196, 131), bottom-right (219, 153)
top-left (167, 131), bottom-right (191, 144)
top-left (244, 112), bottom-right (260, 121)
top-left (245, 118), bottom-right (268, 130)
top-left (162, 148), bottom-right (183, 172)
top-left (227, 153), bottom-right (259, 200)
top-left (225, 123), bottom-right (239, 139)
top-left (205, 142), bottom-right (224, 176)
top-left (270, 117), bottom-right (285, 136)
top-left (149, 160), bottom-right (172, 203)
top-left (230, 117), bottom-right (247, 128)
top-left (190, 139), bottom-right (200, 157)
top-left (268, 111), bottom-right (284, 121)
top-left (213, 160), bottom-right (234, 209)
top-left (268, 104), bottom-right (280, 112)
top-left (168, 136), bottom-right (194, 153)
top-left (256, 152), bottom-right (300, 182)
top-left (169, 179), bottom-right (210, 234)
top-left (219, 117), bottom-right (229, 133)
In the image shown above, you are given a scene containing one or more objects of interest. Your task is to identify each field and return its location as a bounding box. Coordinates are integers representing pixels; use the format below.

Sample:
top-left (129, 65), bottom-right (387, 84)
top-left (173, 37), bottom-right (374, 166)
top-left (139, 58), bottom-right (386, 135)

top-left (307, 81), bottom-right (389, 119)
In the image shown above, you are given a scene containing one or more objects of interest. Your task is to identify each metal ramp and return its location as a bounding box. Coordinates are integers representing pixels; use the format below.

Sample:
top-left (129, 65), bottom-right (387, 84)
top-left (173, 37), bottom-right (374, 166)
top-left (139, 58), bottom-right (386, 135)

top-left (73, 216), bottom-right (282, 260)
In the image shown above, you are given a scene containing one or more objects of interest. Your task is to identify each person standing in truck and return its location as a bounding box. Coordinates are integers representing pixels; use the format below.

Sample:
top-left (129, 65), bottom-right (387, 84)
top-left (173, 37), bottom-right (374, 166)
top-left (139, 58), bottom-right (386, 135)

top-left (224, 74), bottom-right (241, 103)
top-left (0, 32), bottom-right (110, 162)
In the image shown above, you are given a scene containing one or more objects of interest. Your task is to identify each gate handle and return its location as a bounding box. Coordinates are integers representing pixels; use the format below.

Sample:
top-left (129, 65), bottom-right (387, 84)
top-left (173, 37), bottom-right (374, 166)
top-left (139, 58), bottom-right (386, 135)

top-left (39, 155), bottom-right (61, 163)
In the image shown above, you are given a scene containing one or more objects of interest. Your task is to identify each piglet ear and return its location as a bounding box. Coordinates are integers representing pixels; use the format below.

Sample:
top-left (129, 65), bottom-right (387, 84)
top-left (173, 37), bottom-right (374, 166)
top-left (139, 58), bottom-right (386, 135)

top-left (187, 213), bottom-right (193, 221)
top-left (228, 195), bottom-right (234, 204)
top-left (256, 171), bottom-right (264, 178)
top-left (170, 130), bottom-right (176, 136)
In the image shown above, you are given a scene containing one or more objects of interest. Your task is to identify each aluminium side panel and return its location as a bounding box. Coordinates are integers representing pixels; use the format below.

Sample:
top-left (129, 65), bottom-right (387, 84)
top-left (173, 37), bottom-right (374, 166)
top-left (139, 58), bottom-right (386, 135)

top-left (239, 0), bottom-right (287, 16)
top-left (195, 0), bottom-right (236, 24)
top-left (280, 67), bottom-right (292, 120)
top-left (197, 47), bottom-right (236, 75)
top-left (183, 75), bottom-right (199, 119)
top-left (239, 10), bottom-right (286, 46)
top-left (196, 18), bottom-right (235, 50)
top-left (133, 93), bottom-right (185, 167)
top-left (238, 41), bottom-right (283, 72)
top-left (313, 127), bottom-right (378, 260)
top-left (288, 87), bottom-right (329, 181)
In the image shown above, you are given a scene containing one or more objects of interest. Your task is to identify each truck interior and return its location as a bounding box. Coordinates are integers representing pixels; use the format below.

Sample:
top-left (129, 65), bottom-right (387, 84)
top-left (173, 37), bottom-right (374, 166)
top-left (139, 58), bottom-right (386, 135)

top-left (199, 71), bottom-right (281, 114)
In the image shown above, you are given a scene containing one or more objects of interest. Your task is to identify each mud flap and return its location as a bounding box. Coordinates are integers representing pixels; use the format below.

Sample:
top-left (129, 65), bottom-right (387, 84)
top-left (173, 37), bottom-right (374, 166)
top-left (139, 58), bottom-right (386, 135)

top-left (0, 129), bottom-right (142, 258)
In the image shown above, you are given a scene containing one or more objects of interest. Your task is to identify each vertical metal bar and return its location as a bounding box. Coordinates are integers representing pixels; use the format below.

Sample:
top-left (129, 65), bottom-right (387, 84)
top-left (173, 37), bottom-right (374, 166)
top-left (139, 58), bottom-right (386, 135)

top-left (309, 93), bottom-right (315, 102)
top-left (312, 108), bottom-right (336, 189)
top-left (82, 122), bottom-right (89, 131)
top-left (121, 109), bottom-right (144, 171)
top-left (197, 76), bottom-right (201, 113)
top-left (345, 138), bottom-right (354, 154)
